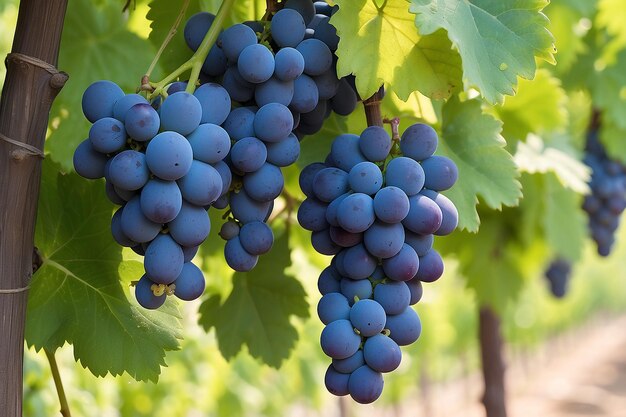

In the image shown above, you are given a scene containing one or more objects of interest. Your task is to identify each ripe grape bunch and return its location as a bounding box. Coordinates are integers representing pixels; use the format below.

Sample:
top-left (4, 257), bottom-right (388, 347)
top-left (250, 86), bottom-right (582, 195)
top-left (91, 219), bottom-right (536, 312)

top-left (582, 126), bottom-right (626, 256)
top-left (544, 258), bottom-right (571, 298)
top-left (298, 122), bottom-right (459, 403)
top-left (74, 79), bottom-right (234, 309)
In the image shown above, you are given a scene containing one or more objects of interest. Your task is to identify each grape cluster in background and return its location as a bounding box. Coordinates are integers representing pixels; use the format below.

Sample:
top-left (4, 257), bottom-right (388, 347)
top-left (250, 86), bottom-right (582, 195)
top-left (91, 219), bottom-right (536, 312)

top-left (544, 258), bottom-right (571, 298)
top-left (298, 122), bottom-right (459, 403)
top-left (582, 126), bottom-right (626, 256)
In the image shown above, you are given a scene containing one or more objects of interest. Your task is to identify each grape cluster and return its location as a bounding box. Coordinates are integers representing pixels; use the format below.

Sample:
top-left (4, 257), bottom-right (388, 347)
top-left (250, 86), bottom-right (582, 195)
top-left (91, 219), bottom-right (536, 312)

top-left (74, 80), bottom-right (234, 309)
top-left (180, 0), bottom-right (357, 271)
top-left (582, 128), bottom-right (626, 256)
top-left (298, 123), bottom-right (459, 403)
top-left (544, 258), bottom-right (571, 298)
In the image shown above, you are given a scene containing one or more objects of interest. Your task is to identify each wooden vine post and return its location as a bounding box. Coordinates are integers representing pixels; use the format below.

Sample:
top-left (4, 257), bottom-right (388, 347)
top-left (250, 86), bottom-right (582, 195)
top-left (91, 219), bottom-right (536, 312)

top-left (0, 0), bottom-right (68, 415)
top-left (479, 306), bottom-right (508, 417)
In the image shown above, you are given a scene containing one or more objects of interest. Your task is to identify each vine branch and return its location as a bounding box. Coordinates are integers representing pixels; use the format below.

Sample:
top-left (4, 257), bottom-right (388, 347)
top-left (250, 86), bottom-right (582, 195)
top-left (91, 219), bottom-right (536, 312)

top-left (362, 86), bottom-right (385, 127)
top-left (45, 348), bottom-right (72, 417)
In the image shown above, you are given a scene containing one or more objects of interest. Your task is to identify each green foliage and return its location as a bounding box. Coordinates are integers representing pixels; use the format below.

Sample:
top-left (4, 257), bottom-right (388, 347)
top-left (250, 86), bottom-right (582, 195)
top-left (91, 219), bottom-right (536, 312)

top-left (198, 231), bottom-right (309, 367)
top-left (410, 0), bottom-right (556, 104)
top-left (46, 0), bottom-right (155, 171)
top-left (332, 0), bottom-right (463, 101)
top-left (437, 97), bottom-right (522, 232)
top-left (26, 160), bottom-right (182, 382)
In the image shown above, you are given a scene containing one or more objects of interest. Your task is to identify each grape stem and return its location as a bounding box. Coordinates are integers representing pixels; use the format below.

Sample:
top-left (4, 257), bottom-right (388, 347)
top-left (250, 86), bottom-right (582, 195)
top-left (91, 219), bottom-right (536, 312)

top-left (362, 86), bottom-right (385, 127)
top-left (45, 348), bottom-right (72, 417)
top-left (383, 117), bottom-right (400, 141)
top-left (147, 0), bottom-right (237, 99)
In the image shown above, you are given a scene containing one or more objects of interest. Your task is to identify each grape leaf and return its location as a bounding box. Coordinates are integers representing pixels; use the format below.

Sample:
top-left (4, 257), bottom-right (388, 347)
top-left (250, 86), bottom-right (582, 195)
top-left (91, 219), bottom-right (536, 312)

top-left (601, 118), bottom-right (626, 165)
top-left (591, 49), bottom-right (626, 131)
top-left (544, 2), bottom-right (588, 75)
top-left (437, 97), bottom-right (522, 232)
top-left (198, 231), bottom-right (309, 367)
top-left (26, 160), bottom-right (182, 382)
top-left (409, 0), bottom-right (556, 104)
top-left (46, 0), bottom-right (156, 171)
top-left (201, 0), bottom-right (266, 27)
top-left (494, 69), bottom-right (567, 141)
top-left (332, 0), bottom-right (463, 101)
top-left (596, 0), bottom-right (626, 63)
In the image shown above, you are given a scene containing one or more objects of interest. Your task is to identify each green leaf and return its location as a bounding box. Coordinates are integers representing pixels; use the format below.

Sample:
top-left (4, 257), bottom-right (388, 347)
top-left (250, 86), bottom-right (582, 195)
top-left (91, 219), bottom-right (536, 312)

top-left (409, 0), bottom-right (556, 104)
top-left (46, 0), bottom-right (156, 171)
top-left (198, 231), bottom-right (309, 367)
top-left (544, 2), bottom-right (588, 75)
top-left (514, 134), bottom-right (590, 194)
top-left (26, 160), bottom-right (182, 382)
top-left (332, 0), bottom-right (463, 101)
top-left (601, 118), bottom-right (626, 165)
top-left (437, 97), bottom-right (522, 232)
top-left (596, 0), bottom-right (626, 63)
top-left (495, 69), bottom-right (567, 141)
top-left (201, 0), bottom-right (266, 27)
top-left (591, 49), bottom-right (626, 131)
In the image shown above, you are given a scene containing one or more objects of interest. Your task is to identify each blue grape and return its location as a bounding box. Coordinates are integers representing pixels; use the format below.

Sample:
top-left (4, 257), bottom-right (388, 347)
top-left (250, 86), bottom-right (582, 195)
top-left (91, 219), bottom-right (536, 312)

top-left (313, 18), bottom-right (339, 51)
top-left (404, 231), bottom-right (434, 257)
top-left (274, 47), bottom-right (305, 81)
top-left (314, 68), bottom-right (339, 100)
top-left (320, 319), bottom-right (361, 359)
top-left (290, 74), bottom-right (319, 113)
top-left (333, 251), bottom-right (349, 276)
top-left (73, 139), bottom-right (108, 179)
top-left (230, 137), bottom-right (268, 173)
top-left (168, 202), bottom-right (210, 247)
top-left (167, 81), bottom-right (188, 94)
top-left (187, 123), bottom-right (231, 164)
top-left (222, 67), bottom-right (255, 102)
top-left (254, 103), bottom-right (294, 142)
top-left (219, 24), bottom-right (258, 62)
top-left (219, 220), bottom-right (240, 240)
top-left (416, 249), bottom-right (444, 283)
top-left (421, 156), bottom-right (458, 191)
top-left (173, 262), bottom-right (206, 301)
top-left (182, 245), bottom-right (199, 262)
top-left (348, 365), bottom-right (384, 404)
top-left (82, 80), bottom-right (124, 123)
top-left (144, 234), bottom-right (184, 284)
top-left (400, 123), bottom-right (438, 161)
top-left (255, 77), bottom-right (294, 107)
top-left (113, 184), bottom-right (136, 202)
top-left (296, 38), bottom-right (332, 76)
top-left (342, 244), bottom-right (377, 280)
top-left (285, 0), bottom-right (316, 24)
top-left (364, 221), bottom-right (405, 259)
top-left (299, 99), bottom-right (327, 129)
top-left (363, 334), bottom-right (401, 373)
top-left (406, 278), bottom-right (423, 304)
top-left (299, 162), bottom-right (327, 198)
top-left (330, 78), bottom-right (357, 116)
top-left (140, 179), bottom-right (182, 223)
top-left (318, 265), bottom-right (342, 295)
top-left (177, 161), bottom-right (223, 206)
top-left (329, 226), bottom-right (363, 248)
top-left (311, 228), bottom-right (341, 255)
top-left (159, 92), bottom-right (203, 136)
top-left (106, 181), bottom-right (126, 205)
top-left (120, 196), bottom-right (162, 243)
top-left (223, 107), bottom-right (256, 140)
top-left (194, 83), bottom-right (231, 125)
top-left (544, 258), bottom-right (571, 298)
top-left (332, 350), bottom-right (365, 374)
top-left (239, 221), bottom-right (274, 255)
top-left (382, 243), bottom-right (419, 282)
top-left (266, 133), bottom-right (300, 166)
top-left (325, 365), bottom-right (350, 396)
top-left (111, 207), bottom-right (136, 247)
top-left (313, 168), bottom-right (349, 202)
top-left (359, 126), bottom-right (392, 162)
top-left (298, 197), bottom-right (329, 232)
top-left (89, 117), bottom-right (126, 153)
top-left (238, 44), bottom-right (275, 83)
top-left (213, 160), bottom-right (233, 197)
top-left (325, 193), bottom-right (349, 226)
top-left (402, 194), bottom-right (443, 234)
top-left (271, 8), bottom-right (306, 48)
top-left (124, 103), bottom-right (159, 142)
top-left (373, 186), bottom-right (410, 223)
top-left (108, 150), bottom-right (150, 191)
top-left (113, 94), bottom-right (149, 122)
top-left (385, 157), bottom-right (425, 196)
top-left (317, 292), bottom-right (351, 324)
top-left (348, 162), bottom-right (383, 195)
top-left (330, 133), bottom-right (366, 172)
top-left (385, 307), bottom-right (421, 346)
top-left (202, 44), bottom-right (228, 76)
top-left (373, 281), bottom-right (410, 315)
top-left (337, 193), bottom-right (375, 233)
top-left (340, 277), bottom-right (372, 305)
top-left (350, 299), bottom-right (386, 337)
top-left (184, 12), bottom-right (215, 51)
top-left (145, 131), bottom-right (193, 180)
top-left (229, 190), bottom-right (273, 223)
top-left (421, 190), bottom-right (458, 235)
top-left (135, 275), bottom-right (166, 310)
top-left (224, 236), bottom-right (258, 271)
top-left (242, 163), bottom-right (284, 202)
top-left (314, 1), bottom-right (336, 16)
top-left (213, 194), bottom-right (229, 209)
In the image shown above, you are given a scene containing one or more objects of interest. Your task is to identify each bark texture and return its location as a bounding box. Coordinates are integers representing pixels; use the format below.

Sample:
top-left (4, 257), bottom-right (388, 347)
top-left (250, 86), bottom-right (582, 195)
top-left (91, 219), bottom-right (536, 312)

top-left (479, 306), bottom-right (508, 417)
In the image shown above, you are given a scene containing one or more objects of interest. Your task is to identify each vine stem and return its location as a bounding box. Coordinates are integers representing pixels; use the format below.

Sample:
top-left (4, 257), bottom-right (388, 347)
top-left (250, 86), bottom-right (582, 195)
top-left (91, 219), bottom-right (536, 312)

top-left (148, 0), bottom-right (236, 99)
top-left (145, 0), bottom-right (190, 78)
top-left (362, 86), bottom-right (385, 127)
top-left (45, 348), bottom-right (72, 417)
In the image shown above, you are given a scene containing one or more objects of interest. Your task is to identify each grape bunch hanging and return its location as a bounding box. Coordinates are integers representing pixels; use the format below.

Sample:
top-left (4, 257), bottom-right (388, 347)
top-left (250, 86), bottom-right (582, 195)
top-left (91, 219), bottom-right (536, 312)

top-left (544, 258), bottom-right (571, 298)
top-left (298, 122), bottom-right (459, 403)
